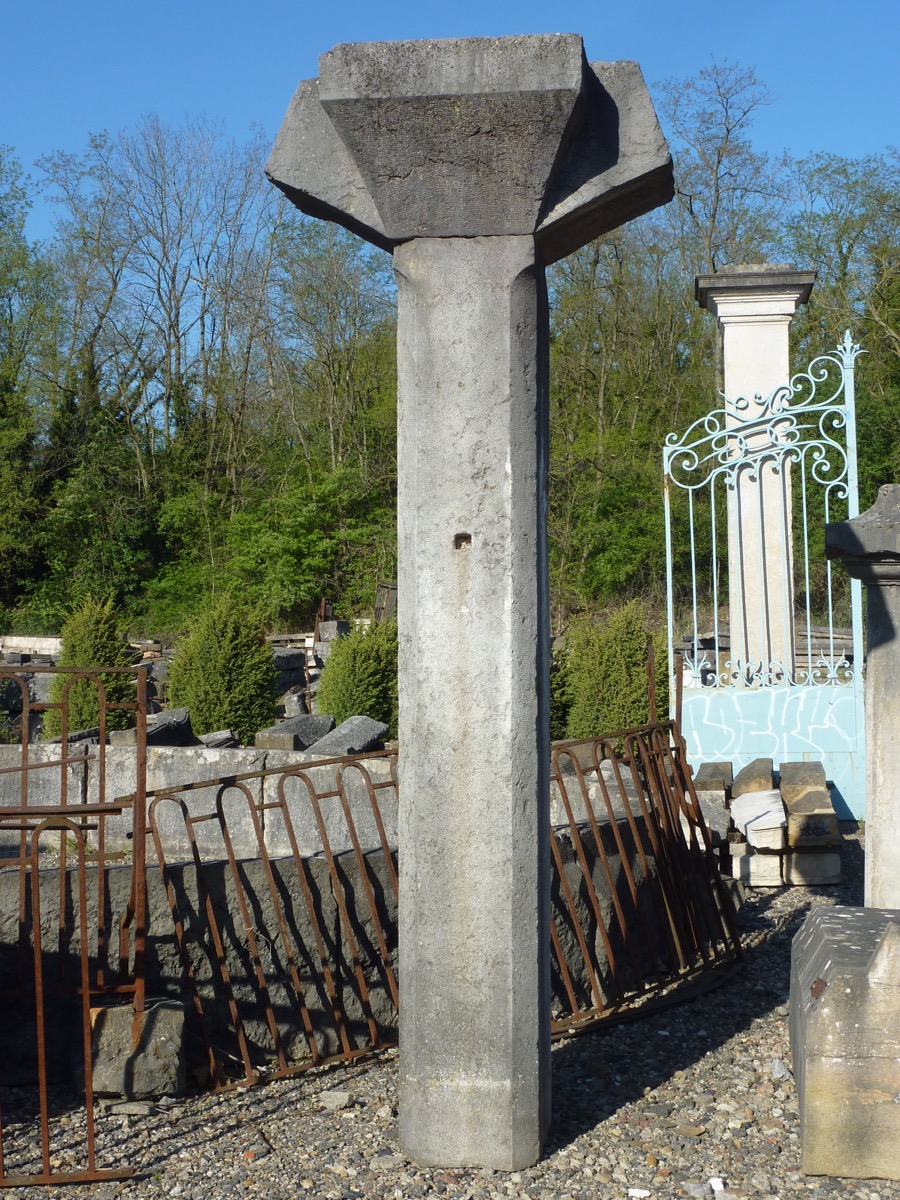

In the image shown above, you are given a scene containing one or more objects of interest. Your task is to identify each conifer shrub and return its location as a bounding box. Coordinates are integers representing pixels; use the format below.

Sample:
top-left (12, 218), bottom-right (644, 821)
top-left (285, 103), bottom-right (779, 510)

top-left (553, 601), bottom-right (669, 740)
top-left (43, 596), bottom-right (135, 738)
top-left (316, 619), bottom-right (399, 738)
top-left (167, 597), bottom-right (277, 744)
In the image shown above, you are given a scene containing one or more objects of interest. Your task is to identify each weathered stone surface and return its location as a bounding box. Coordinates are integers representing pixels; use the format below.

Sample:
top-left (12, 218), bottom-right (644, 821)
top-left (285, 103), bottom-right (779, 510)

top-left (695, 760), bottom-right (733, 788)
top-left (304, 715), bottom-right (388, 758)
top-left (273, 648), bottom-right (304, 672)
top-left (280, 685), bottom-right (308, 718)
top-left (730, 789), bottom-right (786, 851)
top-left (791, 906), bottom-right (900, 1179)
top-left (783, 850), bottom-right (841, 886)
top-left (261, 753), bottom-right (398, 857)
top-left (266, 36), bottom-right (673, 263)
top-left (826, 484), bottom-right (900, 905)
top-left (316, 620), bottom-right (350, 642)
top-left (732, 758), bottom-right (774, 798)
top-left (255, 713), bottom-right (335, 751)
top-left (729, 843), bottom-right (783, 887)
top-left (0, 744), bottom-right (85, 837)
top-left (197, 729), bottom-right (239, 749)
top-left (267, 32), bottom-right (673, 1171)
top-left (785, 800), bottom-right (840, 850)
top-left (778, 760), bottom-right (827, 803)
top-left (109, 707), bottom-right (196, 748)
top-left (87, 1002), bottom-right (187, 1098)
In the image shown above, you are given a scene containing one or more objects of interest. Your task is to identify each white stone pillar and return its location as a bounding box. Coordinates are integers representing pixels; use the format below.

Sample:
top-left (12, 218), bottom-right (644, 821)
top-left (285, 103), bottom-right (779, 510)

top-left (826, 484), bottom-right (900, 908)
top-left (696, 267), bottom-right (815, 683)
top-left (267, 34), bottom-right (673, 1168)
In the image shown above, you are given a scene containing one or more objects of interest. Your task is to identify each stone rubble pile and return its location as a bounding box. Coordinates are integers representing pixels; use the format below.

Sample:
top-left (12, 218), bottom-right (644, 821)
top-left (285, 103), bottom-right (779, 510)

top-left (694, 758), bottom-right (843, 889)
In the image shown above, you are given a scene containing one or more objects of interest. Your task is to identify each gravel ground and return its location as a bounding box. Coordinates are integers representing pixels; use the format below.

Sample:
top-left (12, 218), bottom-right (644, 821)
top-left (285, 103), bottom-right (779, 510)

top-left (3, 825), bottom-right (897, 1200)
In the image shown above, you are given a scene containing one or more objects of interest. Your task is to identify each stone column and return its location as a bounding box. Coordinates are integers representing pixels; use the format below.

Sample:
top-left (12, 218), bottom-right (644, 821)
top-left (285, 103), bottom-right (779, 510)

top-left (826, 484), bottom-right (900, 908)
top-left (696, 267), bottom-right (815, 682)
top-left (266, 35), bottom-right (673, 1169)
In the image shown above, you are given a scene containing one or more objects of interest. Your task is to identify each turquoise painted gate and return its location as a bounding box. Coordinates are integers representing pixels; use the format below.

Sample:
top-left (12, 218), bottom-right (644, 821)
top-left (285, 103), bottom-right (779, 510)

top-left (663, 334), bottom-right (866, 818)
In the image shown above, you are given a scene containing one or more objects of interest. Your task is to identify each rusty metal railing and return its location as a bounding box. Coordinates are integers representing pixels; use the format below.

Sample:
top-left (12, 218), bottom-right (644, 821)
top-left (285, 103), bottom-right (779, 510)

top-left (549, 720), bottom-right (741, 1032)
top-left (145, 753), bottom-right (400, 1089)
top-left (0, 685), bottom-right (741, 1182)
top-left (0, 666), bottom-right (147, 1187)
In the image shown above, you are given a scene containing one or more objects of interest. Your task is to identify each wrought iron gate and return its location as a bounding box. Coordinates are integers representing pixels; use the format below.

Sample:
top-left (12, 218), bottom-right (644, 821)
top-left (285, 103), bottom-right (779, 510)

top-left (663, 333), bottom-right (866, 817)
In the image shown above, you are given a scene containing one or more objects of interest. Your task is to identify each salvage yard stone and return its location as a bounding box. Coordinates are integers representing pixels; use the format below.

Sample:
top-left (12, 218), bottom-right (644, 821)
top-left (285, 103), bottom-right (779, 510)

top-left (791, 905), bottom-right (900, 1180)
top-left (730, 789), bottom-right (786, 851)
top-left (783, 850), bottom-right (841, 885)
top-left (729, 842), bottom-right (783, 887)
top-left (255, 713), bottom-right (334, 751)
top-left (732, 757), bottom-right (774, 798)
top-left (303, 715), bottom-right (388, 758)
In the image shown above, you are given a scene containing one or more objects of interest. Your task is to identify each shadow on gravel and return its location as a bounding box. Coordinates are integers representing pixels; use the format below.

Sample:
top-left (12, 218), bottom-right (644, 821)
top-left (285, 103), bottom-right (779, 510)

top-left (546, 830), bottom-right (865, 1153)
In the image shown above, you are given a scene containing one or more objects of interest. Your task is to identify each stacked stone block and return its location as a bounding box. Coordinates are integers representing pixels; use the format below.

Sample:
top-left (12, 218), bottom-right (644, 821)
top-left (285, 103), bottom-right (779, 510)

top-left (692, 757), bottom-right (842, 887)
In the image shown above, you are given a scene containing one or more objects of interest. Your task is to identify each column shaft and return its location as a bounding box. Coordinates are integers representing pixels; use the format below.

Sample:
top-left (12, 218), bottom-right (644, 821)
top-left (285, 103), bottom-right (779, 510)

top-left (864, 583), bottom-right (900, 907)
top-left (394, 235), bottom-right (551, 1169)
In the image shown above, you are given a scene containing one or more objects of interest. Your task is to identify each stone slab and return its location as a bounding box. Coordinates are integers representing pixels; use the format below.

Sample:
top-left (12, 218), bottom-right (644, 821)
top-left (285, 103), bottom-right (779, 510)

top-left (261, 752), bottom-right (397, 858)
top-left (783, 851), bottom-right (841, 886)
top-left (786, 807), bottom-right (840, 850)
top-left (303, 715), bottom-right (388, 758)
top-left (730, 789), bottom-right (786, 851)
top-left (86, 1002), bottom-right (187, 1098)
top-left (266, 37), bottom-right (673, 263)
top-left (255, 714), bottom-right (334, 751)
top-left (790, 905), bottom-right (900, 1179)
top-left (695, 760), bottom-right (733, 787)
top-left (729, 843), bottom-right (783, 887)
top-left (732, 757), bottom-right (774, 798)
top-left (778, 760), bottom-right (827, 803)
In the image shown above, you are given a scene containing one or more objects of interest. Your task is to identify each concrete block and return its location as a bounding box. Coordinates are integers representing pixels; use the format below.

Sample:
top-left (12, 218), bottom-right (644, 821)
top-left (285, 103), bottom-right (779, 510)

top-left (732, 757), bottom-right (774, 798)
top-left (730, 789), bottom-right (786, 850)
top-left (729, 843), bottom-right (783, 887)
top-left (783, 851), bottom-right (842, 886)
top-left (255, 714), bottom-right (334, 751)
top-left (87, 1002), bottom-right (187, 1098)
top-left (791, 906), bottom-right (900, 1179)
top-left (304, 715), bottom-right (388, 758)
top-left (695, 761), bottom-right (733, 788)
top-left (778, 760), bottom-right (827, 803)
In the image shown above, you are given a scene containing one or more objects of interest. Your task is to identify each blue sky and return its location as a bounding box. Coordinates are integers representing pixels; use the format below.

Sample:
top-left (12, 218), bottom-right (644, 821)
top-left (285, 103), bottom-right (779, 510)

top-left (4, 0), bottom-right (898, 241)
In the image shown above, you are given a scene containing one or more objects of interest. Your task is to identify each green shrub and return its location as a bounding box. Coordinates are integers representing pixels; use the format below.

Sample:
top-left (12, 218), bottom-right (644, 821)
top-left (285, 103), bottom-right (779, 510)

top-left (167, 597), bottom-right (277, 744)
top-left (316, 619), bottom-right (398, 738)
top-left (43, 596), bottom-right (135, 738)
top-left (554, 601), bottom-right (669, 740)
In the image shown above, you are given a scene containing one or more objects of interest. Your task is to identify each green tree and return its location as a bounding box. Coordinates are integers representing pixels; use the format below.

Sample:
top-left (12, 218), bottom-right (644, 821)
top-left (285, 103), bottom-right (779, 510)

top-left (43, 596), bottom-right (135, 737)
top-left (167, 597), bottom-right (277, 743)
top-left (316, 619), bottom-right (399, 738)
top-left (554, 602), bottom-right (668, 739)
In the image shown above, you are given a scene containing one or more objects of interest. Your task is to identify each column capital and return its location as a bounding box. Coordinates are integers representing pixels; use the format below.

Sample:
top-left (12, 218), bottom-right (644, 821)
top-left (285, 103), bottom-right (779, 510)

top-left (266, 34), bottom-right (673, 264)
top-left (827, 484), bottom-right (900, 585)
top-left (695, 264), bottom-right (816, 322)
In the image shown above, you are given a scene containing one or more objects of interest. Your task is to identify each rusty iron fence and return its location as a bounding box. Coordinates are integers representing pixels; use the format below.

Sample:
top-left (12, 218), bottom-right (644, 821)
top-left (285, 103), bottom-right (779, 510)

top-left (145, 753), bottom-right (400, 1090)
top-left (0, 665), bottom-right (147, 1187)
top-left (0, 665), bottom-right (741, 1185)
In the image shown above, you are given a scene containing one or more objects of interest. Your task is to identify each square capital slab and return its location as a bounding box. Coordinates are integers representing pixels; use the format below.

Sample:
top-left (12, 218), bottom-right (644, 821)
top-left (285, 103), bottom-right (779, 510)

top-left (266, 34), bottom-right (672, 261)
